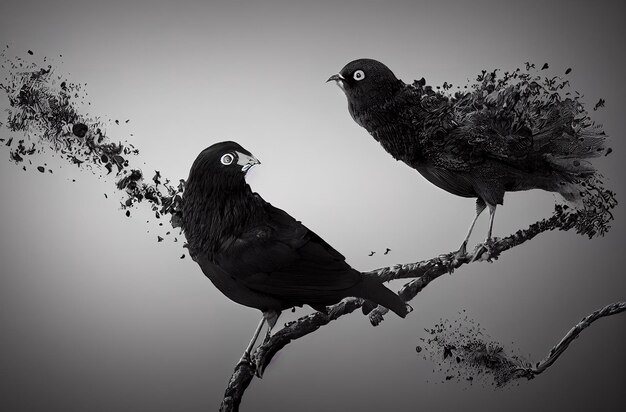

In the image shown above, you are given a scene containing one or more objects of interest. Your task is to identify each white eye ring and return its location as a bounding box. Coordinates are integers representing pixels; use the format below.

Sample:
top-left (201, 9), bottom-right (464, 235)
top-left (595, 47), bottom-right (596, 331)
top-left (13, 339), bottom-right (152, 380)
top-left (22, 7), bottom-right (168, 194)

top-left (220, 153), bottom-right (234, 165)
top-left (353, 70), bottom-right (365, 81)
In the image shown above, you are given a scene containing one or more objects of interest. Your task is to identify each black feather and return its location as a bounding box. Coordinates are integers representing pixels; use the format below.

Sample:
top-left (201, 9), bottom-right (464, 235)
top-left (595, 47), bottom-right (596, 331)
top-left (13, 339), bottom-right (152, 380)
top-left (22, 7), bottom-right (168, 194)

top-left (182, 141), bottom-right (408, 317)
top-left (331, 59), bottom-right (616, 239)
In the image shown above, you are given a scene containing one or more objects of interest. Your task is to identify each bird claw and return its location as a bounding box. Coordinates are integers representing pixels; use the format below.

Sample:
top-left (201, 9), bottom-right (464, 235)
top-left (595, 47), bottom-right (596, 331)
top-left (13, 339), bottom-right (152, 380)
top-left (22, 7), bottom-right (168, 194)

top-left (438, 253), bottom-right (458, 274)
top-left (446, 242), bottom-right (470, 271)
top-left (262, 330), bottom-right (272, 345)
top-left (236, 352), bottom-right (257, 373)
top-left (236, 353), bottom-right (267, 379)
top-left (255, 363), bottom-right (266, 379)
top-left (471, 238), bottom-right (497, 262)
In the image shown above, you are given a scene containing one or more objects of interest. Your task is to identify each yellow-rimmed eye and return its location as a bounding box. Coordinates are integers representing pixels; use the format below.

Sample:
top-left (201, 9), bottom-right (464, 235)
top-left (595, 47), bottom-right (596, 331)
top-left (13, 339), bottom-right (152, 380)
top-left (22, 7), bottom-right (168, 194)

top-left (353, 70), bottom-right (365, 81)
top-left (220, 153), bottom-right (234, 165)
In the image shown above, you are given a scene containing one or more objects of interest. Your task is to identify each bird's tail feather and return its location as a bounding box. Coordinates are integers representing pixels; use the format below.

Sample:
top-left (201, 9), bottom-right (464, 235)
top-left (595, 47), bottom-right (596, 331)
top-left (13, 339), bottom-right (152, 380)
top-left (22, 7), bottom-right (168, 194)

top-left (530, 99), bottom-right (617, 237)
top-left (533, 99), bottom-right (610, 174)
top-left (351, 278), bottom-right (408, 318)
top-left (553, 174), bottom-right (617, 238)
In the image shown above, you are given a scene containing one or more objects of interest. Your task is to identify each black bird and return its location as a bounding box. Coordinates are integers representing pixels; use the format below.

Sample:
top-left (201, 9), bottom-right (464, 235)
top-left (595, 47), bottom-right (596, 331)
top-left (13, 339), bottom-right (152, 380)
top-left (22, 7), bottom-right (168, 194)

top-left (328, 59), bottom-right (614, 258)
top-left (182, 141), bottom-right (409, 365)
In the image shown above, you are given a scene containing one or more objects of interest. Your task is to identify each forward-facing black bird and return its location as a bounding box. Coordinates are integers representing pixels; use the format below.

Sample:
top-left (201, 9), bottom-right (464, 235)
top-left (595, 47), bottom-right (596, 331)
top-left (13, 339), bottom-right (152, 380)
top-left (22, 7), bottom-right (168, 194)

top-left (182, 141), bottom-right (408, 366)
top-left (328, 59), bottom-right (614, 258)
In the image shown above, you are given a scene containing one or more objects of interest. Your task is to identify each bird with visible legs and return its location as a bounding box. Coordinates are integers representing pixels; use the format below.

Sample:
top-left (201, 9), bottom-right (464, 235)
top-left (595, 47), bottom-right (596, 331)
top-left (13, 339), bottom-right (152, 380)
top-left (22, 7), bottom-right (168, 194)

top-left (329, 59), bottom-right (615, 261)
top-left (182, 141), bottom-right (409, 376)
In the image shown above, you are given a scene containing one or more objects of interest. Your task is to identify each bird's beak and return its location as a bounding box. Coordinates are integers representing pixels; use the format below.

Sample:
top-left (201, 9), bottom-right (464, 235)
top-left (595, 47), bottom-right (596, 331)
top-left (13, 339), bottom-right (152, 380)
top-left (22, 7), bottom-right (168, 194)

top-left (236, 151), bottom-right (261, 173)
top-left (326, 73), bottom-right (344, 83)
top-left (326, 73), bottom-right (345, 91)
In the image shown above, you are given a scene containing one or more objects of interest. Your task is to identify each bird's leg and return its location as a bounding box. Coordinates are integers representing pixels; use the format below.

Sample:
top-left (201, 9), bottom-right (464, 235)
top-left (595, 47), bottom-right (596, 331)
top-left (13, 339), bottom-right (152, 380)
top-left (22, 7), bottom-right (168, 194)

top-left (486, 203), bottom-right (496, 241)
top-left (454, 199), bottom-right (486, 261)
top-left (237, 316), bottom-right (265, 368)
top-left (262, 310), bottom-right (280, 345)
top-left (255, 310), bottom-right (280, 378)
top-left (472, 203), bottom-right (497, 262)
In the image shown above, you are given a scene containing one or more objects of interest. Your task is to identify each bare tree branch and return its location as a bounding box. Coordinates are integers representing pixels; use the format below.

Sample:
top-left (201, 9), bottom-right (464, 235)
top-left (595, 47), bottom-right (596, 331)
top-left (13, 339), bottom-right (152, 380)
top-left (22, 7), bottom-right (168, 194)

top-left (366, 205), bottom-right (579, 321)
top-left (417, 300), bottom-right (625, 387)
top-left (219, 205), bottom-right (601, 411)
top-left (513, 301), bottom-right (626, 379)
top-left (0, 54), bottom-right (619, 412)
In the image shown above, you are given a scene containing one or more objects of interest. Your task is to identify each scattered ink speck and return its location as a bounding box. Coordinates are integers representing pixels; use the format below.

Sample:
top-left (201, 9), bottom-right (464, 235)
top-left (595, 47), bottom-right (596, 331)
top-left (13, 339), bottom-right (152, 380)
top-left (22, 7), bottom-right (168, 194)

top-left (419, 315), bottom-right (530, 387)
top-left (593, 98), bottom-right (605, 111)
top-left (72, 123), bottom-right (88, 137)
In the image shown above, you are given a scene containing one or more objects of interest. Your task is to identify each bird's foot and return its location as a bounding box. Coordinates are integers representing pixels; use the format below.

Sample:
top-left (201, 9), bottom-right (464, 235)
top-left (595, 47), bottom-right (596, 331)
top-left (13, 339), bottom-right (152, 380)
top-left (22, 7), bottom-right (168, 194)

top-left (237, 352), bottom-right (267, 379)
top-left (262, 329), bottom-right (273, 344)
top-left (236, 352), bottom-right (257, 373)
top-left (443, 242), bottom-right (469, 272)
top-left (471, 238), bottom-right (498, 262)
top-left (439, 247), bottom-right (466, 274)
top-left (255, 361), bottom-right (265, 379)
top-left (437, 253), bottom-right (455, 274)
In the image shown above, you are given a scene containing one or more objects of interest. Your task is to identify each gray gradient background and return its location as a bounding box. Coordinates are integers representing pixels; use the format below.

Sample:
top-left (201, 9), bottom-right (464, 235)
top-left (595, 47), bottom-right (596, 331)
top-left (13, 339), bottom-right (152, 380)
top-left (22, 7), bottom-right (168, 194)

top-left (1, 0), bottom-right (625, 411)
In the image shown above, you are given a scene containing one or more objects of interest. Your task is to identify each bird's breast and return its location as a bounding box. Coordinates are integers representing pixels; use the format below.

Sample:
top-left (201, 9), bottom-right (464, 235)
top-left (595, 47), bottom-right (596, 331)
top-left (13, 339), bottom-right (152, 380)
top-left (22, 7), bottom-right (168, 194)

top-left (415, 165), bottom-right (478, 198)
top-left (349, 98), bottom-right (427, 163)
top-left (197, 255), bottom-right (282, 311)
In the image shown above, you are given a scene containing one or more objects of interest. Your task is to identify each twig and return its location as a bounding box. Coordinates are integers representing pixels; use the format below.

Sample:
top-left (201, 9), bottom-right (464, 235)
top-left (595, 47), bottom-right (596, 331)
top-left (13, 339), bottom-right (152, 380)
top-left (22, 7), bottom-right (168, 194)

top-left (219, 298), bottom-right (363, 411)
top-left (366, 204), bottom-right (579, 321)
top-left (419, 300), bottom-right (625, 387)
top-left (0, 57), bottom-right (618, 412)
top-left (219, 206), bottom-right (587, 411)
top-left (513, 301), bottom-right (626, 380)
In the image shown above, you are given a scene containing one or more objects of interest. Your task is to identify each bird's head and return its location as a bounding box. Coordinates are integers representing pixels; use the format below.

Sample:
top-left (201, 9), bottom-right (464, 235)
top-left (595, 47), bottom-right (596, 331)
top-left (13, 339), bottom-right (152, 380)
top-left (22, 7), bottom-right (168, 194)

top-left (187, 141), bottom-right (260, 188)
top-left (183, 142), bottom-right (262, 257)
top-left (327, 58), bottom-right (402, 105)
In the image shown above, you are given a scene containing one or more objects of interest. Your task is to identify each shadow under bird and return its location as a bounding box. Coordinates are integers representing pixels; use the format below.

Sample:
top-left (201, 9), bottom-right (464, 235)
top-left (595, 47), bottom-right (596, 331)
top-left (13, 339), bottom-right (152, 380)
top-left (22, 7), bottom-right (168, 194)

top-left (328, 59), bottom-right (614, 259)
top-left (182, 141), bottom-right (408, 372)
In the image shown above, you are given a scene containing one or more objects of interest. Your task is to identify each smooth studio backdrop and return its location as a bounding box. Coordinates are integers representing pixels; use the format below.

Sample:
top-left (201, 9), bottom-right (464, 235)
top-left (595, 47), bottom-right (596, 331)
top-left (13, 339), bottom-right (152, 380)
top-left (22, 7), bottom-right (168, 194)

top-left (1, 1), bottom-right (625, 411)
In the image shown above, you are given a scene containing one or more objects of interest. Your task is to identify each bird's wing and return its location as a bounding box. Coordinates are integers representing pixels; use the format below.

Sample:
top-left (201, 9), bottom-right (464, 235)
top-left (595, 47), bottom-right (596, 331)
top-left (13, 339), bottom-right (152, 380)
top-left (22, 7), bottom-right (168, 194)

top-left (399, 83), bottom-right (534, 172)
top-left (214, 202), bottom-right (360, 303)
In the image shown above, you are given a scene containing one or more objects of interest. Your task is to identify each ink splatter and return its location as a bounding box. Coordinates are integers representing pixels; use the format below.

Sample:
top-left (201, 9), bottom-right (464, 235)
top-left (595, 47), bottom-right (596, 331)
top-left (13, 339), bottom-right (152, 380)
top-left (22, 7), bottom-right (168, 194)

top-left (418, 312), bottom-right (531, 387)
top-left (425, 62), bottom-right (616, 238)
top-left (0, 48), bottom-right (616, 245)
top-left (0, 48), bottom-right (184, 243)
top-left (593, 98), bottom-right (606, 111)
